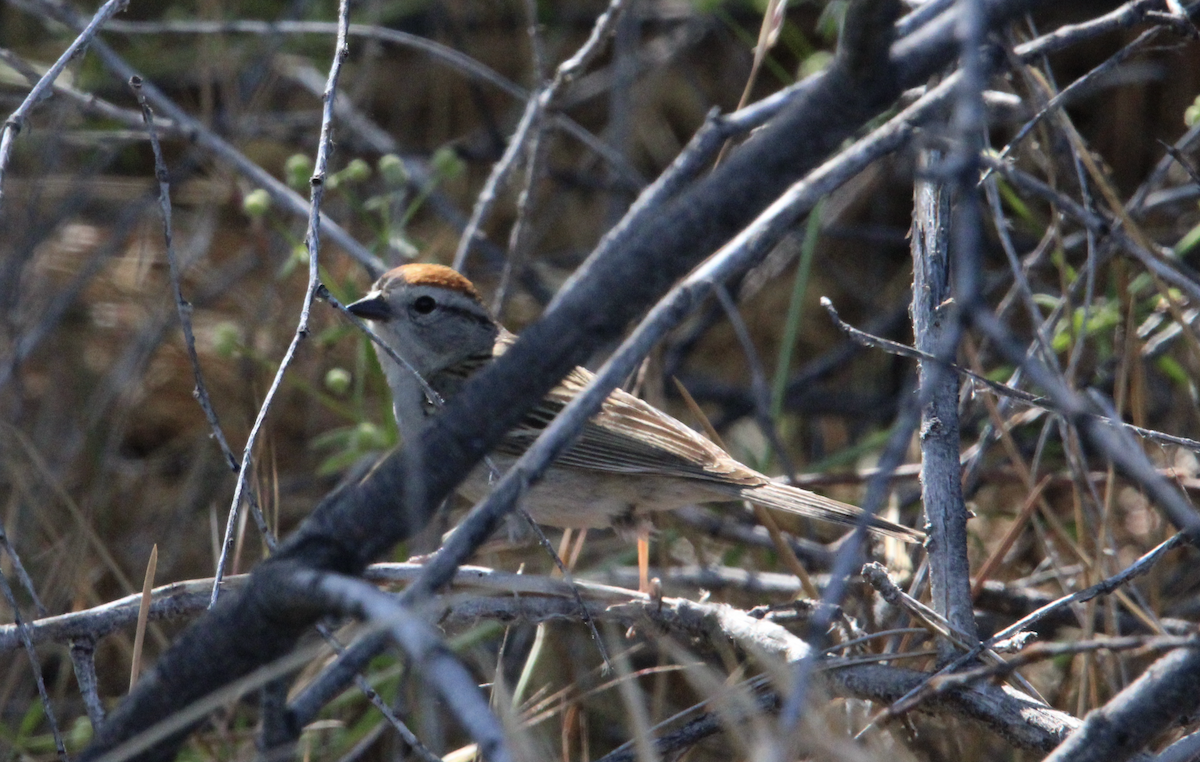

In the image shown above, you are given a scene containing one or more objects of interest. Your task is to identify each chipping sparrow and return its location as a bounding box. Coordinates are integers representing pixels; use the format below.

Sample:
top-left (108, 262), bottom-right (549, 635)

top-left (348, 264), bottom-right (923, 556)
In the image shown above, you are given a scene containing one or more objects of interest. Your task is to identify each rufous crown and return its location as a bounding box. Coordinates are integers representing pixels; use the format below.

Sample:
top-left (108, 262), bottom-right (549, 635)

top-left (376, 263), bottom-right (481, 302)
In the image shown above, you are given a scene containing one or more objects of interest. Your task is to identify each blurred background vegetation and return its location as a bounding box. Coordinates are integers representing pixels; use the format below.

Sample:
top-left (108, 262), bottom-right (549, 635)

top-left (4, 0), bottom-right (1200, 759)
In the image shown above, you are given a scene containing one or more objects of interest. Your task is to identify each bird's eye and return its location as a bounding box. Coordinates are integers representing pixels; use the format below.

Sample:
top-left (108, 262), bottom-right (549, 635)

top-left (412, 295), bottom-right (437, 315)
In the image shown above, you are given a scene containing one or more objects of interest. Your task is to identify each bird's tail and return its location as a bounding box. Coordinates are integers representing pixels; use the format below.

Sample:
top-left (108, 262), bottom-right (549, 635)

top-left (741, 481), bottom-right (924, 543)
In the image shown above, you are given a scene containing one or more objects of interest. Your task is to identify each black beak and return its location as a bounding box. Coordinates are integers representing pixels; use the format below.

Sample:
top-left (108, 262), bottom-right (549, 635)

top-left (347, 294), bottom-right (392, 321)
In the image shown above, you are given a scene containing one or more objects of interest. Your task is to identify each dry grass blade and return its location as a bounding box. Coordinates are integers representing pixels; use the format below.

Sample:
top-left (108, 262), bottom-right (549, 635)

top-left (128, 544), bottom-right (157, 693)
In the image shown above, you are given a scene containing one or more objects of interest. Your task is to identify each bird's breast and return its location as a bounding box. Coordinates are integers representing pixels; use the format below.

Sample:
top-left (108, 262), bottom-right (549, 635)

top-left (455, 456), bottom-right (723, 529)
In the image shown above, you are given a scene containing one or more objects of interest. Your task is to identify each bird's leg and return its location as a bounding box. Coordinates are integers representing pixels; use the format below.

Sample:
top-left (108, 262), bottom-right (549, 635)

top-left (554, 529), bottom-right (574, 578)
top-left (613, 513), bottom-right (655, 594)
top-left (567, 529), bottom-right (588, 571)
top-left (637, 524), bottom-right (650, 594)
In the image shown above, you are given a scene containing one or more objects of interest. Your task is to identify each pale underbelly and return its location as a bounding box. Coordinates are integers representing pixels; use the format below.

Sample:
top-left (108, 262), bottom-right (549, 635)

top-left (456, 458), bottom-right (723, 530)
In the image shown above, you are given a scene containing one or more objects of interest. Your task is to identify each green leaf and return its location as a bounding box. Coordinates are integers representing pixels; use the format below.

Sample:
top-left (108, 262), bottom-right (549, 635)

top-left (1156, 355), bottom-right (1190, 387)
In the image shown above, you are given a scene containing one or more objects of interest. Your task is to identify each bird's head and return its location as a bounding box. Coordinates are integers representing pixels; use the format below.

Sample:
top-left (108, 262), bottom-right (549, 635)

top-left (347, 263), bottom-right (499, 379)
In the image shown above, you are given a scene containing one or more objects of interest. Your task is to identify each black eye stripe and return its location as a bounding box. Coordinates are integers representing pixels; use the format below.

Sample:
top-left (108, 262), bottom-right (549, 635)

top-left (440, 304), bottom-right (493, 325)
top-left (406, 291), bottom-right (491, 325)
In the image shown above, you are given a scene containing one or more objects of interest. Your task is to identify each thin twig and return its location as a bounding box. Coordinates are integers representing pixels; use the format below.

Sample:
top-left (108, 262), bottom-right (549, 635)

top-left (129, 76), bottom-right (238, 471)
top-left (0, 520), bottom-right (45, 617)
top-left (0, 567), bottom-right (66, 760)
top-left (453, 0), bottom-right (631, 273)
top-left (493, 0), bottom-right (552, 315)
top-left (821, 298), bottom-right (1200, 453)
top-left (0, 0), bottom-right (131, 210)
top-left (211, 0), bottom-right (353, 604)
top-left (69, 637), bottom-right (106, 727)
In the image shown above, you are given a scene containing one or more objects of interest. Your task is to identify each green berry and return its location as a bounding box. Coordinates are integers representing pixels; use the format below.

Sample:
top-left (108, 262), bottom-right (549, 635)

top-left (212, 322), bottom-right (240, 358)
top-left (1186, 95), bottom-right (1200, 127)
top-left (353, 421), bottom-right (385, 449)
top-left (431, 145), bottom-right (465, 180)
top-left (242, 188), bottom-right (271, 219)
top-left (378, 153), bottom-right (409, 186)
top-left (285, 153), bottom-right (314, 190)
top-left (324, 367), bottom-right (352, 395)
top-left (344, 158), bottom-right (371, 183)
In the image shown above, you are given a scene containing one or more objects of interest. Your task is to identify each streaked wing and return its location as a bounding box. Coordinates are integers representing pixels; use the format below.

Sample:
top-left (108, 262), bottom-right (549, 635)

top-left (496, 364), bottom-right (760, 487)
top-left (483, 333), bottom-right (922, 542)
